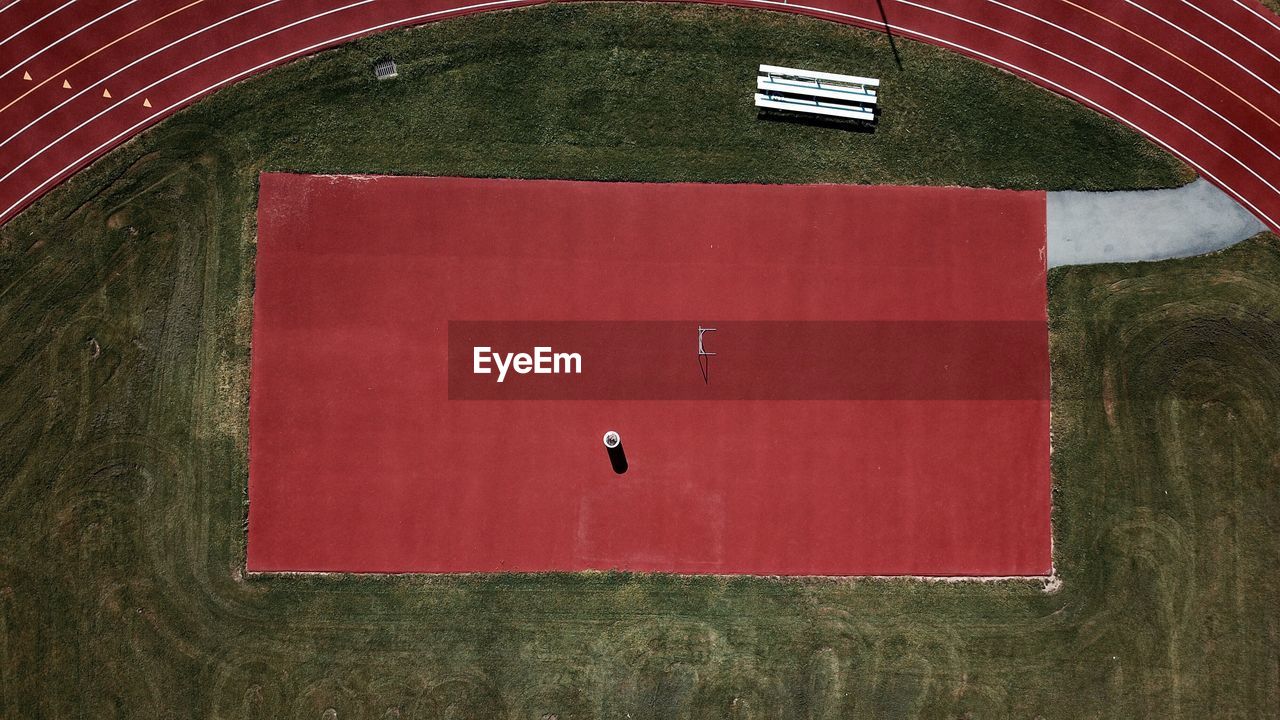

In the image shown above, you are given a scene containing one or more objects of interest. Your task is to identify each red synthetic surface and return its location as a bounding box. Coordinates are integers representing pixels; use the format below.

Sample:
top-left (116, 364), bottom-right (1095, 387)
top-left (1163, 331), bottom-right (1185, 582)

top-left (2, 0), bottom-right (1279, 231)
top-left (248, 173), bottom-right (1051, 575)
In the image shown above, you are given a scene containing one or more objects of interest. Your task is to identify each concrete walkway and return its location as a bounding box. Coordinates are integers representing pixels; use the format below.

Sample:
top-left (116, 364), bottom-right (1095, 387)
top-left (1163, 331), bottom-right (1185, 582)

top-left (1047, 179), bottom-right (1265, 268)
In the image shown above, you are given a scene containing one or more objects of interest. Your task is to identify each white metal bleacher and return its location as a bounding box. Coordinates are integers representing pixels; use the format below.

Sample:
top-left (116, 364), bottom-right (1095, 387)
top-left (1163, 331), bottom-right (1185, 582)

top-left (754, 64), bottom-right (879, 122)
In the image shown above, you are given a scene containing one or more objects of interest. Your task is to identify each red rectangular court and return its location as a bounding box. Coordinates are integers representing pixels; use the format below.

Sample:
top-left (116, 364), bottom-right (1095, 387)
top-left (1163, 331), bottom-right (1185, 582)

top-left (248, 174), bottom-right (1051, 576)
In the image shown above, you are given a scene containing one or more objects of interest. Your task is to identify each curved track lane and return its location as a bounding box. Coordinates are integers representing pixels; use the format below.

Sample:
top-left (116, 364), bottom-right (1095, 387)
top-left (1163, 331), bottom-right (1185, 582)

top-left (1, 0), bottom-right (1278, 229)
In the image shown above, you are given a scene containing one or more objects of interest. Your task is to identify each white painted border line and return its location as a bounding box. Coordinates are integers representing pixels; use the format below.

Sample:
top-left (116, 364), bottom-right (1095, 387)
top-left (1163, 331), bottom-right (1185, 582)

top-left (0, 0), bottom-right (377, 172)
top-left (0, 0), bottom-right (78, 47)
top-left (2, 0), bottom-right (142, 79)
top-left (1, 0), bottom-right (288, 151)
top-left (1, 0), bottom-right (1277, 231)
top-left (1180, 0), bottom-right (1280, 67)
top-left (246, 569), bottom-right (1061, 584)
top-left (1, 0), bottom-right (538, 221)
top-left (882, 0), bottom-right (1279, 225)
top-left (1123, 0), bottom-right (1280, 96)
top-left (2, 0), bottom-right (1270, 176)
top-left (1228, 0), bottom-right (1280, 34)
top-left (979, 0), bottom-right (1280, 166)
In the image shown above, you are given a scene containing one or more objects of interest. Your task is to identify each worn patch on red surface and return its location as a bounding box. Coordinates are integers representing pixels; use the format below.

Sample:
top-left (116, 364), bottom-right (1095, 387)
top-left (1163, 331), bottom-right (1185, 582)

top-left (248, 174), bottom-right (1050, 575)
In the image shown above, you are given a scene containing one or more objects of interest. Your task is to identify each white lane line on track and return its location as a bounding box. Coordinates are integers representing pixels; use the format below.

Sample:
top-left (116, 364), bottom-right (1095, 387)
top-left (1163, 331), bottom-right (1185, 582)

top-left (7, 0), bottom-right (1272, 168)
top-left (2, 0), bottom-right (141, 79)
top-left (1181, 0), bottom-right (1280, 67)
top-left (885, 0), bottom-right (1280, 212)
top-left (4, 0), bottom-right (1271, 165)
top-left (981, 0), bottom-right (1280, 166)
top-left (0, 0), bottom-right (78, 48)
top-left (0, 0), bottom-right (25, 17)
top-left (865, 9), bottom-right (1276, 229)
top-left (0, 0), bottom-right (533, 218)
top-left (2, 0), bottom-right (1276, 231)
top-left (0, 0), bottom-right (284, 150)
top-left (1228, 0), bottom-right (1280, 33)
top-left (1062, 0), bottom-right (1280, 131)
top-left (1, 0), bottom-right (211, 113)
top-left (1123, 0), bottom-right (1280, 97)
top-left (0, 0), bottom-right (374, 165)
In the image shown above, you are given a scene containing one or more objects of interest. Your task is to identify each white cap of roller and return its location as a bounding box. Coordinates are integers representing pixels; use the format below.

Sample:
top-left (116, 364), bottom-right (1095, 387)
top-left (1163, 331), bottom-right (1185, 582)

top-left (603, 431), bottom-right (620, 448)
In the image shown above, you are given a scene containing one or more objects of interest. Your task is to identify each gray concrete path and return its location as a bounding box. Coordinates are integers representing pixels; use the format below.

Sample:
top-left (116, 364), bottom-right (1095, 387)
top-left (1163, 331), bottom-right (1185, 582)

top-left (1047, 179), bottom-right (1265, 268)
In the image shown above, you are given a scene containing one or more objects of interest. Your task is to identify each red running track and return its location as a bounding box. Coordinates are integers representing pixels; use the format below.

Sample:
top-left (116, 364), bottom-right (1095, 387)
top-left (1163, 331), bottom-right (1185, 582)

top-left (1, 0), bottom-right (1279, 230)
top-left (248, 173), bottom-right (1051, 575)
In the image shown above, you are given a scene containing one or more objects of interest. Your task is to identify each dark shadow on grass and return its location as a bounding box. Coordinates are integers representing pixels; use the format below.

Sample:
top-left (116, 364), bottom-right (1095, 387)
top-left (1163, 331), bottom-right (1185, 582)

top-left (756, 109), bottom-right (878, 134)
top-left (875, 0), bottom-right (905, 70)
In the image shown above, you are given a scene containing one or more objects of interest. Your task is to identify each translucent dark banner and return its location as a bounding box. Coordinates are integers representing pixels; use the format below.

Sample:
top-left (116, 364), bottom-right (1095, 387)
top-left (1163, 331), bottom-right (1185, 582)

top-left (449, 321), bottom-right (1048, 400)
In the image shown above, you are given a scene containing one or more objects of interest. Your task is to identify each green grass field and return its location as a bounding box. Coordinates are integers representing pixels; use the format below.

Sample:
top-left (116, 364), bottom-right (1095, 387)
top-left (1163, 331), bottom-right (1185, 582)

top-left (1, 4), bottom-right (1276, 717)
